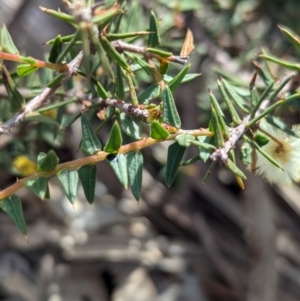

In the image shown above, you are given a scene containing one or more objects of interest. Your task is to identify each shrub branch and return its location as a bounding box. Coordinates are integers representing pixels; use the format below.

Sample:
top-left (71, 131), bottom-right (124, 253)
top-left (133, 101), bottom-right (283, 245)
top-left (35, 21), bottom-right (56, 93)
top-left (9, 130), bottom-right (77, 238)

top-left (0, 51), bottom-right (84, 135)
top-left (0, 128), bottom-right (212, 201)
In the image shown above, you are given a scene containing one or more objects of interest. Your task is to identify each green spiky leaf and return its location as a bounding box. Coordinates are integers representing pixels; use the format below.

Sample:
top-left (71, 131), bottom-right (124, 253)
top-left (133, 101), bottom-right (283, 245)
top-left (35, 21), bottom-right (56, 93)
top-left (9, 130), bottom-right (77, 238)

top-left (168, 64), bottom-right (191, 92)
top-left (0, 195), bottom-right (26, 236)
top-left (57, 169), bottom-right (79, 205)
top-left (25, 177), bottom-right (50, 200)
top-left (1, 64), bottom-right (25, 113)
top-left (147, 11), bottom-right (160, 47)
top-left (37, 150), bottom-right (59, 172)
top-left (127, 151), bottom-right (143, 201)
top-left (48, 34), bottom-right (63, 63)
top-left (104, 121), bottom-right (122, 153)
top-left (80, 114), bottom-right (102, 155)
top-left (78, 165), bottom-right (97, 204)
top-left (165, 142), bottom-right (185, 187)
top-left (162, 86), bottom-right (181, 128)
top-left (1, 25), bottom-right (19, 54)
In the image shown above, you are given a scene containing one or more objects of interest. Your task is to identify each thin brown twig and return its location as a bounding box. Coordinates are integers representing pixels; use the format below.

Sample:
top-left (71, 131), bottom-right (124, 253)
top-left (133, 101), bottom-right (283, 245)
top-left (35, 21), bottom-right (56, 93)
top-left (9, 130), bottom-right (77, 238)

top-left (0, 51), bottom-right (84, 135)
top-left (0, 128), bottom-right (212, 201)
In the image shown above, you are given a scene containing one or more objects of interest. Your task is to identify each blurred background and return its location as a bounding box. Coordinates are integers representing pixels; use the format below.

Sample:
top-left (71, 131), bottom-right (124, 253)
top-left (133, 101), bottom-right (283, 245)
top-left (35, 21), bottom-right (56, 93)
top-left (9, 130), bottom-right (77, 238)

top-left (1, 0), bottom-right (300, 300)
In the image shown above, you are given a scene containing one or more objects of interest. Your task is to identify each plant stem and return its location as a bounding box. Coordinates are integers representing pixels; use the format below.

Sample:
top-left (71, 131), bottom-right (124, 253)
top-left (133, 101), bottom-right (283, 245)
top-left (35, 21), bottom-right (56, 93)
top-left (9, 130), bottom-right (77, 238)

top-left (0, 128), bottom-right (212, 201)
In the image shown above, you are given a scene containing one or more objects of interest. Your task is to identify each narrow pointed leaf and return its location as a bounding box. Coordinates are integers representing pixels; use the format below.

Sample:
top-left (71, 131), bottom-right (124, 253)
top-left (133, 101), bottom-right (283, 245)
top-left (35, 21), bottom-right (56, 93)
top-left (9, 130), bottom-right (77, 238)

top-left (1, 25), bottom-right (19, 54)
top-left (165, 142), bottom-right (185, 187)
top-left (1, 64), bottom-right (25, 113)
top-left (92, 5), bottom-right (123, 28)
top-left (209, 90), bottom-right (229, 138)
top-left (268, 76), bottom-right (291, 102)
top-left (250, 86), bottom-right (259, 107)
top-left (224, 159), bottom-right (247, 179)
top-left (78, 165), bottom-right (97, 204)
top-left (116, 65), bottom-right (125, 99)
top-left (96, 80), bottom-right (109, 99)
top-left (133, 56), bottom-right (154, 75)
top-left (80, 114), bottom-right (102, 155)
top-left (229, 149), bottom-right (245, 190)
top-left (257, 65), bottom-right (274, 86)
top-left (164, 73), bottom-right (200, 84)
top-left (107, 31), bottom-right (151, 41)
top-left (243, 135), bottom-right (282, 169)
top-left (37, 150), bottom-right (59, 172)
top-left (162, 86), bottom-right (181, 128)
top-left (150, 121), bottom-right (169, 139)
top-left (278, 25), bottom-right (300, 53)
top-left (0, 195), bottom-right (26, 235)
top-left (147, 10), bottom-right (160, 47)
top-left (222, 78), bottom-right (250, 113)
top-left (104, 121), bottom-right (122, 153)
top-left (57, 169), bottom-right (79, 205)
top-left (217, 78), bottom-right (241, 125)
top-left (260, 53), bottom-right (300, 72)
top-left (251, 81), bottom-right (274, 117)
top-left (107, 154), bottom-right (128, 188)
top-left (100, 36), bottom-right (132, 73)
top-left (118, 154), bottom-right (128, 189)
top-left (48, 34), bottom-right (63, 63)
top-left (168, 64), bottom-right (190, 92)
top-left (211, 108), bottom-right (224, 147)
top-left (138, 84), bottom-right (160, 104)
top-left (17, 64), bottom-right (39, 77)
top-left (127, 151), bottom-right (143, 201)
top-left (247, 93), bottom-right (300, 127)
top-left (146, 48), bottom-right (172, 57)
top-left (228, 150), bottom-right (245, 188)
top-left (91, 33), bottom-right (115, 80)
top-left (125, 72), bottom-right (138, 106)
top-left (39, 7), bottom-right (75, 25)
top-left (47, 73), bottom-right (64, 88)
top-left (25, 177), bottom-right (49, 200)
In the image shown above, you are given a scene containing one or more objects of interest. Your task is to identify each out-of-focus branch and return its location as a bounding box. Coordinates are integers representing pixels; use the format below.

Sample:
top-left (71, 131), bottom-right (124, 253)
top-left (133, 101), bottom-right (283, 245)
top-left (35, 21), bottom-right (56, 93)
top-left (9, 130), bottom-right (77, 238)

top-left (0, 51), bottom-right (84, 135)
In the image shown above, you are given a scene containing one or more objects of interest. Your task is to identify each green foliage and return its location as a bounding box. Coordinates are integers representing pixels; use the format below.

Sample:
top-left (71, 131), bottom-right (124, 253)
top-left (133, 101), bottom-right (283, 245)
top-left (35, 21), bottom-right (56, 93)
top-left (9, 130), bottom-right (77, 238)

top-left (0, 24), bottom-right (19, 54)
top-left (0, 195), bottom-right (26, 236)
top-left (37, 150), bottom-right (59, 172)
top-left (80, 114), bottom-right (102, 155)
top-left (127, 151), bottom-right (143, 201)
top-left (57, 169), bottom-right (79, 205)
top-left (78, 165), bottom-right (97, 204)
top-left (1, 1), bottom-right (300, 235)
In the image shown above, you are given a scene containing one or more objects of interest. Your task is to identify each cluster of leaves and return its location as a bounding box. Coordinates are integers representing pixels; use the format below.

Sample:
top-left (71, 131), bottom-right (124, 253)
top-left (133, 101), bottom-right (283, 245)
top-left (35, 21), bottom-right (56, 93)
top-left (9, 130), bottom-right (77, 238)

top-left (0, 0), bottom-right (300, 237)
